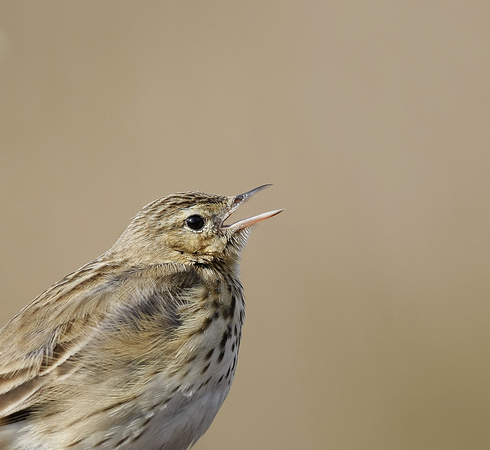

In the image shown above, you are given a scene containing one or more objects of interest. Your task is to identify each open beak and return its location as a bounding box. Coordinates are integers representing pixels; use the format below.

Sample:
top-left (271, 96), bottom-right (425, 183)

top-left (221, 184), bottom-right (283, 231)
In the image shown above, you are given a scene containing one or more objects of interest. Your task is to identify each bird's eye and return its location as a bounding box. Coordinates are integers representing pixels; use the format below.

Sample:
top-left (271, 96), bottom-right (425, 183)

top-left (186, 215), bottom-right (205, 231)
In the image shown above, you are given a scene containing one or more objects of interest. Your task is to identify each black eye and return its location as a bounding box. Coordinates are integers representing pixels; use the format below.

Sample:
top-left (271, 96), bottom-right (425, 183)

top-left (186, 215), bottom-right (205, 231)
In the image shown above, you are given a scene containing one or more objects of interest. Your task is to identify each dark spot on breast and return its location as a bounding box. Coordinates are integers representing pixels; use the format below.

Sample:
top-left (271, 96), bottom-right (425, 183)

top-left (200, 375), bottom-right (213, 389)
top-left (201, 362), bottom-right (211, 375)
top-left (220, 325), bottom-right (232, 349)
top-left (224, 295), bottom-right (236, 319)
top-left (217, 349), bottom-right (226, 364)
top-left (205, 348), bottom-right (214, 361)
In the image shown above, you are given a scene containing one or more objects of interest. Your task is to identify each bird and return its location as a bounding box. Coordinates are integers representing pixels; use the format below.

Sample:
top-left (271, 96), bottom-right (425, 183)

top-left (0, 185), bottom-right (282, 449)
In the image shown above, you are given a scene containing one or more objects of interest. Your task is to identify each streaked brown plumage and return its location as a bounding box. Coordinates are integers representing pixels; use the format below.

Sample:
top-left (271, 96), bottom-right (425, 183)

top-left (0, 185), bottom-right (282, 449)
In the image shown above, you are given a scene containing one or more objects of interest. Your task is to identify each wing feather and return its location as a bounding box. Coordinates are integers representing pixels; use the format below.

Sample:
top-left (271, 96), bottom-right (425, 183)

top-left (0, 260), bottom-right (199, 422)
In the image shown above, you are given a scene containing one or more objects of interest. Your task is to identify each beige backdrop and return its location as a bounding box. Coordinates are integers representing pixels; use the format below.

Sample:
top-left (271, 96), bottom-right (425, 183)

top-left (1, 2), bottom-right (490, 449)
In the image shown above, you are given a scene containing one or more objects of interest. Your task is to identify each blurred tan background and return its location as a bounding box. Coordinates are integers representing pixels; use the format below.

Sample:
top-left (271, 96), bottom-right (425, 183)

top-left (1, 2), bottom-right (490, 449)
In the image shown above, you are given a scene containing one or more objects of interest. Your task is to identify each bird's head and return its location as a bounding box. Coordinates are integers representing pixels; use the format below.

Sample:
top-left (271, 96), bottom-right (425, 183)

top-left (111, 185), bottom-right (282, 267)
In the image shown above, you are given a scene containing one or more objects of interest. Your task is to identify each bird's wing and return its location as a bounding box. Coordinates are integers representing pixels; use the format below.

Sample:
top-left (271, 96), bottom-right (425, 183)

top-left (0, 260), bottom-right (201, 421)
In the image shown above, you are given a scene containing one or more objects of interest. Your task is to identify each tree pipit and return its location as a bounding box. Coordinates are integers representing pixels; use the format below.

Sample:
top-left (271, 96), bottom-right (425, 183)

top-left (0, 185), bottom-right (282, 449)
